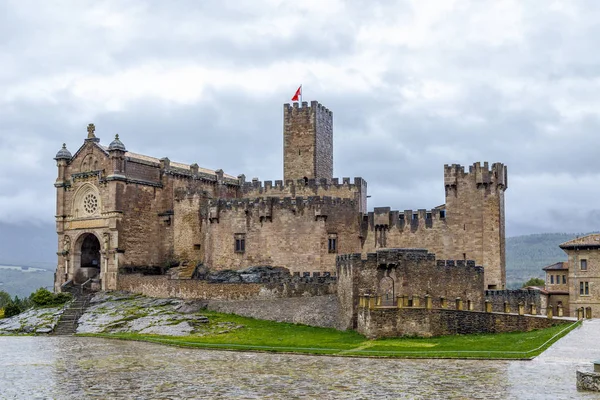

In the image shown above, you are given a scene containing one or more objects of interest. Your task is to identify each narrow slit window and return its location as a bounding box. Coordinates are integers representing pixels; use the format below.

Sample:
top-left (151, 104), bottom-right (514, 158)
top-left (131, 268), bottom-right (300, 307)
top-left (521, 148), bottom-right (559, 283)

top-left (328, 233), bottom-right (338, 254)
top-left (550, 275), bottom-right (554, 284)
top-left (581, 259), bottom-right (588, 270)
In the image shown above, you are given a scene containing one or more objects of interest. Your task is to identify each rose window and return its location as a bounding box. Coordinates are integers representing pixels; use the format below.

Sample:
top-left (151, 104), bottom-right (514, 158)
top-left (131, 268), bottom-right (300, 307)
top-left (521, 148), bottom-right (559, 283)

top-left (83, 193), bottom-right (99, 215)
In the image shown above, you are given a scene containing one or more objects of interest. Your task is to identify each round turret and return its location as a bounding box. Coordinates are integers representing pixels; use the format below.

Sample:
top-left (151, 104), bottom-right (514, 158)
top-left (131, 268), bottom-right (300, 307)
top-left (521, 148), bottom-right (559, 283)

top-left (108, 134), bottom-right (126, 152)
top-left (54, 143), bottom-right (72, 160)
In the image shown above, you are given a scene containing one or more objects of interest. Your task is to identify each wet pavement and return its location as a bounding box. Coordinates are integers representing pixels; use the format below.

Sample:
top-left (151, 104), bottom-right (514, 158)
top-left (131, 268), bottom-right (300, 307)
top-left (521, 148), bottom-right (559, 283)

top-left (1, 320), bottom-right (599, 399)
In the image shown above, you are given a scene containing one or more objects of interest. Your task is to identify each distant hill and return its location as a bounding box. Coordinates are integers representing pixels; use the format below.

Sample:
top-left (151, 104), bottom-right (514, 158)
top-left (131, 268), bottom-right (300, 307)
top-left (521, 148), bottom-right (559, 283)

top-left (505, 232), bottom-right (594, 288)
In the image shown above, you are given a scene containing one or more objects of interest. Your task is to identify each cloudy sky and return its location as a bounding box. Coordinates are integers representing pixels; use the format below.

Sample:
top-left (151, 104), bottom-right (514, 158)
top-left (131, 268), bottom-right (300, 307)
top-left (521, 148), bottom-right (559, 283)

top-left (1, 0), bottom-right (600, 240)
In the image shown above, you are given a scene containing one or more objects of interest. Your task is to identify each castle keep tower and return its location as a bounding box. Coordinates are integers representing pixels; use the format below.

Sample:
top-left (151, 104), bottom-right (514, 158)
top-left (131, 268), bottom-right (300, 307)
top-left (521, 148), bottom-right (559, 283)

top-left (283, 101), bottom-right (333, 182)
top-left (444, 162), bottom-right (508, 290)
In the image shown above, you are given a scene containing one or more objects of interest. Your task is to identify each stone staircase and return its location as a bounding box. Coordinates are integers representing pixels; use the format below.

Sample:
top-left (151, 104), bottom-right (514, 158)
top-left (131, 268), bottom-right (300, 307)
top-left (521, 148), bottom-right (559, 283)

top-left (53, 285), bottom-right (93, 336)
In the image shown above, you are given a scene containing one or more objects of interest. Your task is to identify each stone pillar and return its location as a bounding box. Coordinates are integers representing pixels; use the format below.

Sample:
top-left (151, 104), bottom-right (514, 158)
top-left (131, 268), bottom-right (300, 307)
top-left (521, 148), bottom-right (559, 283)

top-left (503, 301), bottom-right (510, 314)
top-left (425, 295), bottom-right (432, 310)
top-left (413, 296), bottom-right (420, 308)
top-left (368, 295), bottom-right (376, 309)
top-left (440, 297), bottom-right (447, 309)
top-left (518, 302), bottom-right (524, 316)
top-left (376, 296), bottom-right (382, 306)
top-left (586, 307), bottom-right (592, 319)
top-left (485, 300), bottom-right (492, 313)
top-left (467, 300), bottom-right (473, 311)
top-left (547, 305), bottom-right (553, 319)
top-left (402, 295), bottom-right (408, 307)
top-left (396, 295), bottom-right (403, 308)
top-left (530, 303), bottom-right (537, 315)
top-left (557, 304), bottom-right (563, 317)
top-left (456, 297), bottom-right (463, 311)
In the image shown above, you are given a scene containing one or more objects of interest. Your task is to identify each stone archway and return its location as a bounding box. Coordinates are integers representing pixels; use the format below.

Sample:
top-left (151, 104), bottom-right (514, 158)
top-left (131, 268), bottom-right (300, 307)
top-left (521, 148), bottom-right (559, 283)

top-left (74, 233), bottom-right (101, 284)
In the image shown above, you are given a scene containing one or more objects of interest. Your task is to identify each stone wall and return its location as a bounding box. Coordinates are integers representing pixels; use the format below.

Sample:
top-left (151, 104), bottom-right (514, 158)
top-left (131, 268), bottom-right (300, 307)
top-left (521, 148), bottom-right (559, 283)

top-left (117, 273), bottom-right (336, 300)
top-left (336, 249), bottom-right (485, 330)
top-left (357, 306), bottom-right (571, 339)
top-left (485, 289), bottom-right (543, 313)
top-left (207, 295), bottom-right (341, 329)
top-left (203, 197), bottom-right (360, 273)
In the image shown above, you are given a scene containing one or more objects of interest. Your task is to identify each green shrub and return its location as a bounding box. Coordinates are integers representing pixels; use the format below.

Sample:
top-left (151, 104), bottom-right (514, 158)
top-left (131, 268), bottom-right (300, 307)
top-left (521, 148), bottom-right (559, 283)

top-left (30, 288), bottom-right (72, 307)
top-left (4, 302), bottom-right (22, 318)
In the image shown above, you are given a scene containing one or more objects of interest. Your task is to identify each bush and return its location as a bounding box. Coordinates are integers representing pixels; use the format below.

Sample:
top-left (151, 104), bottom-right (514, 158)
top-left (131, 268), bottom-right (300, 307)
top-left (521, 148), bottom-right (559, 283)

top-left (522, 277), bottom-right (545, 288)
top-left (30, 288), bottom-right (72, 307)
top-left (4, 302), bottom-right (22, 318)
top-left (0, 290), bottom-right (11, 308)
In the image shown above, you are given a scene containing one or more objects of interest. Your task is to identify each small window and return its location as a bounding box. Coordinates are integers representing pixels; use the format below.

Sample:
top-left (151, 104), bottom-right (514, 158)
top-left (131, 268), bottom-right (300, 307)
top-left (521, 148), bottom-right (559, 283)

top-left (580, 282), bottom-right (584, 295)
top-left (412, 214), bottom-right (418, 220)
top-left (426, 212), bottom-right (432, 220)
top-left (234, 234), bottom-right (246, 253)
top-left (550, 275), bottom-right (554, 284)
top-left (399, 214), bottom-right (405, 221)
top-left (585, 281), bottom-right (590, 295)
top-left (193, 244), bottom-right (201, 250)
top-left (439, 210), bottom-right (446, 219)
top-left (581, 259), bottom-right (588, 270)
top-left (328, 233), bottom-right (337, 254)
top-left (562, 275), bottom-right (566, 284)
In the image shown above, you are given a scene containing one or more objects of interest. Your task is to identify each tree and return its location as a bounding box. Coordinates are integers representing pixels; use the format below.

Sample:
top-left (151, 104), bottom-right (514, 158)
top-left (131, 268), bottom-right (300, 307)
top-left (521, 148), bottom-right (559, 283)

top-left (522, 277), bottom-right (545, 288)
top-left (0, 290), bottom-right (11, 308)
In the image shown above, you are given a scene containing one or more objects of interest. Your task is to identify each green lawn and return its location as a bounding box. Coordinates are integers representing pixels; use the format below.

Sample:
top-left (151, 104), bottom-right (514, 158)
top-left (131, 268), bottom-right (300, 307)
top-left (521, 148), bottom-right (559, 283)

top-left (80, 310), bottom-right (581, 359)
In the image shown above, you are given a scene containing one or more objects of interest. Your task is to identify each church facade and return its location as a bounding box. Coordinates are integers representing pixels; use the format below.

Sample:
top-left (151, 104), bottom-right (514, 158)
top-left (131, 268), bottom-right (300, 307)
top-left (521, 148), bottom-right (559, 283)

top-left (54, 101), bottom-right (508, 292)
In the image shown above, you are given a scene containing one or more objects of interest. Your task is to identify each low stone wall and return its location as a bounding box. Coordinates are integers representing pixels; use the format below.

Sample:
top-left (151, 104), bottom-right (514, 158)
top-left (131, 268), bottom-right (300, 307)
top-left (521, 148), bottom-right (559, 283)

top-left (357, 307), bottom-right (572, 339)
top-left (207, 295), bottom-right (341, 329)
top-left (485, 289), bottom-right (543, 313)
top-left (117, 274), bottom-right (336, 301)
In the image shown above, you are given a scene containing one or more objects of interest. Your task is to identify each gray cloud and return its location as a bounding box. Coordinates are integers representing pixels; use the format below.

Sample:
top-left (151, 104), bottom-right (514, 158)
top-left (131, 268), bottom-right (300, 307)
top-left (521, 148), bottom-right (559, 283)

top-left (2, 0), bottom-right (600, 238)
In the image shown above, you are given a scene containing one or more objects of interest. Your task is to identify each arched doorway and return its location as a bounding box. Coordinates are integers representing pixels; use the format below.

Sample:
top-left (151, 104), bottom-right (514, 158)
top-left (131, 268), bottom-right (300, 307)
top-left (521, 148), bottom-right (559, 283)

top-left (75, 233), bottom-right (101, 283)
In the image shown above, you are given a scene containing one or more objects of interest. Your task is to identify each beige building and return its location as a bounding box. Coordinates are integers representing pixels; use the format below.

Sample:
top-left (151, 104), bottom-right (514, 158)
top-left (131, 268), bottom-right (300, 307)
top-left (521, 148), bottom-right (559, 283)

top-left (54, 101), bottom-right (508, 292)
top-left (542, 261), bottom-right (570, 316)
top-left (558, 234), bottom-right (600, 317)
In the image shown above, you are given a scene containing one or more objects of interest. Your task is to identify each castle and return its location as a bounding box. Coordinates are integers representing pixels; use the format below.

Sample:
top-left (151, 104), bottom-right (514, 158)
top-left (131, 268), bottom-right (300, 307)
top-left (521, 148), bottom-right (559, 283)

top-left (54, 100), bottom-right (508, 293)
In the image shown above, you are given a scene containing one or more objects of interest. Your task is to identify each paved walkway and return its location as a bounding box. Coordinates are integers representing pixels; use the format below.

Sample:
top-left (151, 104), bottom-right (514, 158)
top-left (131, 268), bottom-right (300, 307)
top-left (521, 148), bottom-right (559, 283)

top-left (506, 319), bottom-right (600, 399)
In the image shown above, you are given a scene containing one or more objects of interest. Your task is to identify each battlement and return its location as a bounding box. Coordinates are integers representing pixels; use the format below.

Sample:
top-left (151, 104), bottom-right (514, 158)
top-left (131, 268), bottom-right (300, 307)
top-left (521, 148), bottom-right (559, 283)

top-left (283, 100), bottom-right (333, 120)
top-left (241, 176), bottom-right (367, 213)
top-left (208, 195), bottom-right (356, 210)
top-left (367, 207), bottom-right (447, 230)
top-left (444, 162), bottom-right (507, 189)
top-left (242, 176), bottom-right (366, 192)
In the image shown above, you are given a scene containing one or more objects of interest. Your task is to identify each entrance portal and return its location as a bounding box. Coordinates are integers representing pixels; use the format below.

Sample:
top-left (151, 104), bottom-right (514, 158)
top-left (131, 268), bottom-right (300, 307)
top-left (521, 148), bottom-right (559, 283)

top-left (75, 233), bottom-right (101, 283)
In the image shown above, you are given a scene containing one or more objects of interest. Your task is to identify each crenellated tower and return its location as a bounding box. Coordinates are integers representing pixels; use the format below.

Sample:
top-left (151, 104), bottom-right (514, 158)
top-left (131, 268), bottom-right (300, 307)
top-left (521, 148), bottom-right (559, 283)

top-left (444, 162), bottom-right (508, 289)
top-left (283, 101), bottom-right (333, 182)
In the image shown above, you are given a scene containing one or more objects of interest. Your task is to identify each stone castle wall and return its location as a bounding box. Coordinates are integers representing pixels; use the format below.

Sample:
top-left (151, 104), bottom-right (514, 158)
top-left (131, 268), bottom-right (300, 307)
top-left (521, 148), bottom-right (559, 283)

top-left (336, 249), bottom-right (485, 330)
top-left (202, 196), bottom-right (360, 273)
top-left (117, 273), bottom-right (336, 300)
top-left (485, 289), bottom-right (544, 313)
top-left (357, 306), bottom-right (571, 339)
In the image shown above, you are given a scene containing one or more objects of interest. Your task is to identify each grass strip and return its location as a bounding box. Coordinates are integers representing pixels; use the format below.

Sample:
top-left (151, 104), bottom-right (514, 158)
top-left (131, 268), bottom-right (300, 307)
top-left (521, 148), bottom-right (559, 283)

top-left (77, 310), bottom-right (581, 359)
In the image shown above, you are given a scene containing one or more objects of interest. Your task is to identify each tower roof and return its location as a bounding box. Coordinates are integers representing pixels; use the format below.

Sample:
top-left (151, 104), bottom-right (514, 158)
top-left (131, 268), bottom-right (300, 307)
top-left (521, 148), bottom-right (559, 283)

top-left (54, 143), bottom-right (72, 160)
top-left (560, 234), bottom-right (600, 250)
top-left (108, 134), bottom-right (126, 151)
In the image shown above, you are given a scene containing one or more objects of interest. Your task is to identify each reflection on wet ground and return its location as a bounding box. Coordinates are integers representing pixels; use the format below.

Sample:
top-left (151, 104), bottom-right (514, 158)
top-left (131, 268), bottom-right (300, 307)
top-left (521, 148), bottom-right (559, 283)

top-left (1, 320), bottom-right (599, 399)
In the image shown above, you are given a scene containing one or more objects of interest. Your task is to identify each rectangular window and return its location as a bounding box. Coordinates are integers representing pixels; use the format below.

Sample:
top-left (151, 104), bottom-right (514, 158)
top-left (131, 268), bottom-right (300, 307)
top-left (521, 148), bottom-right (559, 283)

top-left (562, 275), bottom-right (566, 284)
top-left (328, 233), bottom-right (337, 254)
top-left (439, 210), bottom-right (446, 219)
top-left (234, 234), bottom-right (246, 253)
top-left (585, 281), bottom-right (590, 295)
top-left (550, 275), bottom-right (554, 284)
top-left (581, 259), bottom-right (588, 270)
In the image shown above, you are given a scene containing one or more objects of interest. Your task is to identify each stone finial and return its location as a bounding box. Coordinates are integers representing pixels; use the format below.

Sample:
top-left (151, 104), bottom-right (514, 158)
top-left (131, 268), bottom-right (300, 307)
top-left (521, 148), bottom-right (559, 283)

top-left (87, 123), bottom-right (96, 138)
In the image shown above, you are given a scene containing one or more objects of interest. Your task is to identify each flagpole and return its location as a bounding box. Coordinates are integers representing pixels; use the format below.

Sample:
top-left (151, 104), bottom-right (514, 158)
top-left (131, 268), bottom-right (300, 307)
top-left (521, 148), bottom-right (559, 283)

top-left (300, 84), bottom-right (302, 103)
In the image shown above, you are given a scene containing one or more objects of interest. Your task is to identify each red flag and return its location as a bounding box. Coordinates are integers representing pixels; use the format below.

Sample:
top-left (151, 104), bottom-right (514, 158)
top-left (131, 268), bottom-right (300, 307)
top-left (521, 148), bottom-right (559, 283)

top-left (291, 85), bottom-right (302, 102)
